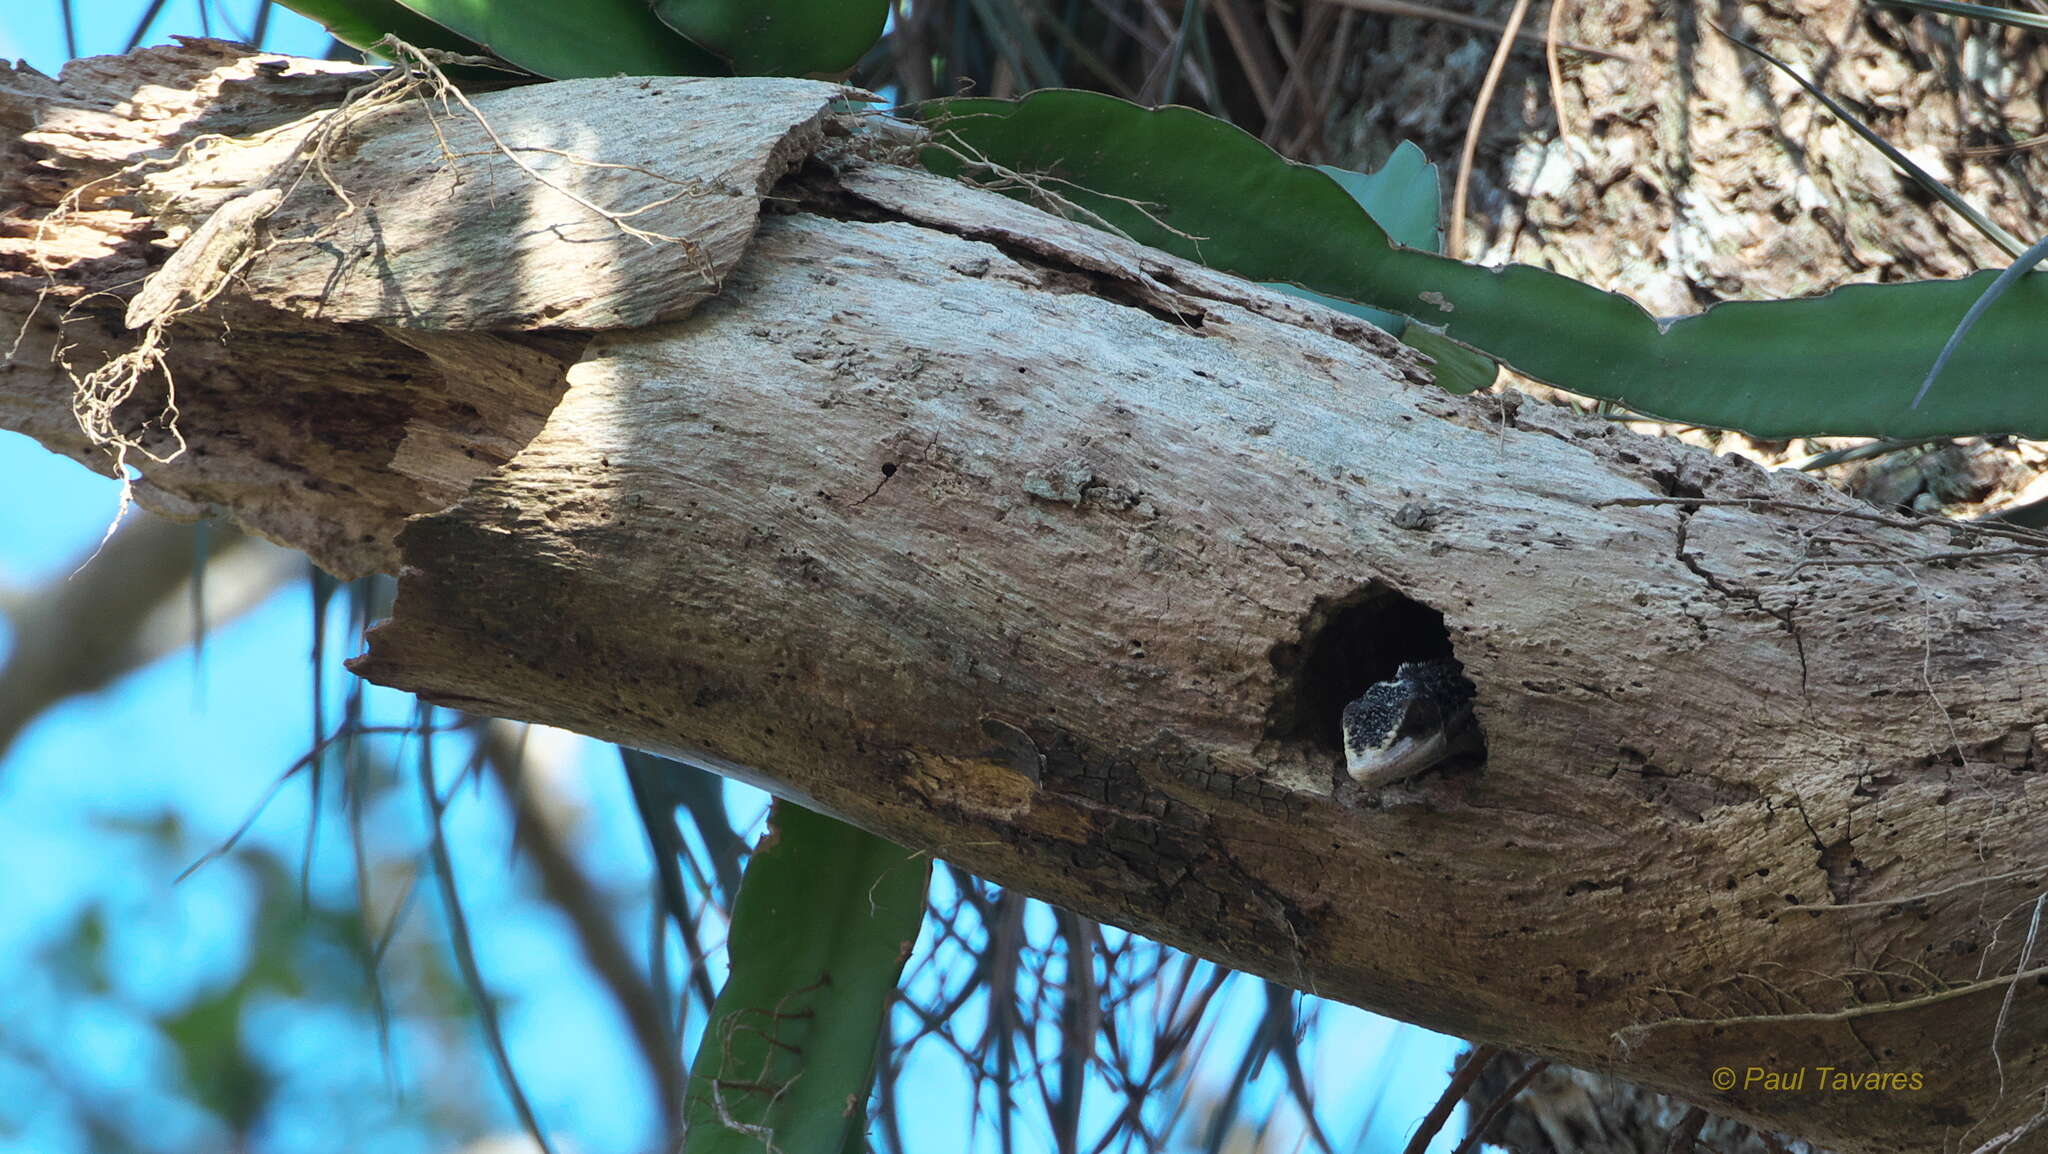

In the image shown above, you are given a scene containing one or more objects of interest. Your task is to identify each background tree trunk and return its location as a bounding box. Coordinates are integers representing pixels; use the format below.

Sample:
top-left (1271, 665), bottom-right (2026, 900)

top-left (1323, 0), bottom-right (2045, 295)
top-left (5, 42), bottom-right (2048, 1153)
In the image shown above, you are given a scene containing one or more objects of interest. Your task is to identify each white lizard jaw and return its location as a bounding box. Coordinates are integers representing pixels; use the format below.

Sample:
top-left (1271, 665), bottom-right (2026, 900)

top-left (1345, 729), bottom-right (1451, 788)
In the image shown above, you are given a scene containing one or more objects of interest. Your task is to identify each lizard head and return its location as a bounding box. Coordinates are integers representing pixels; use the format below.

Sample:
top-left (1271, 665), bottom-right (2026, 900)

top-left (1341, 660), bottom-right (1478, 788)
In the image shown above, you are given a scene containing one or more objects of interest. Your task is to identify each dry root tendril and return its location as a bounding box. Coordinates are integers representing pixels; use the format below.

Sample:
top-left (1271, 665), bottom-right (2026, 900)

top-left (21, 36), bottom-right (716, 555)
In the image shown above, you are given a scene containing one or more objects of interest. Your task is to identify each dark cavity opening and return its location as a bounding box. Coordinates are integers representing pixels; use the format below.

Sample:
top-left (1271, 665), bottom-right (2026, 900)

top-left (1266, 583), bottom-right (1459, 757)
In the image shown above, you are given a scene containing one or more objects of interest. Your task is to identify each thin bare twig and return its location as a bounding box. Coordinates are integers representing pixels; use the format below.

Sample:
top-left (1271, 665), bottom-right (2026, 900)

top-left (1592, 496), bottom-right (2048, 548)
top-left (1988, 894), bottom-right (2047, 1102)
top-left (1210, 0), bottom-right (1283, 119)
top-left (416, 708), bottom-right (558, 1154)
top-left (1449, 0), bottom-right (1538, 258)
top-left (1544, 0), bottom-right (1571, 136)
top-left (124, 0), bottom-right (170, 50)
top-left (1451, 1058), bottom-right (1549, 1154)
top-left (1614, 961), bottom-right (2048, 1044)
top-left (1402, 1045), bottom-right (1497, 1154)
top-left (1661, 1106), bottom-right (1709, 1153)
top-left (176, 723), bottom-right (443, 882)
top-left (483, 726), bottom-right (684, 1139)
top-left (1320, 0), bottom-right (1631, 60)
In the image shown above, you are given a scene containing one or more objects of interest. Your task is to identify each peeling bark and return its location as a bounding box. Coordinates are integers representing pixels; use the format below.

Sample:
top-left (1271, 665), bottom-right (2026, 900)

top-left (5, 43), bottom-right (2048, 1153)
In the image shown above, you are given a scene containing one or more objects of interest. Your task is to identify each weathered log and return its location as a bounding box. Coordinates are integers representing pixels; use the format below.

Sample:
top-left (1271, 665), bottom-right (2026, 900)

top-left (5, 42), bottom-right (2046, 1153)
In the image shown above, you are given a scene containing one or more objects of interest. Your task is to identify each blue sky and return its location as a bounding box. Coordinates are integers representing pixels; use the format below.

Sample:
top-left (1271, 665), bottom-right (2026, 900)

top-left (0, 4), bottom-right (1473, 1150)
top-left (0, 424), bottom-right (1471, 1152)
top-left (3, 1), bottom-right (333, 73)
top-left (0, 433), bottom-right (676, 1153)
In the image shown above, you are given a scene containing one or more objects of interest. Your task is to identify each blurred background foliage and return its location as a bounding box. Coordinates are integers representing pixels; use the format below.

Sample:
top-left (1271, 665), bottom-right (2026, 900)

top-left (1, 8), bottom-right (1475, 1154)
